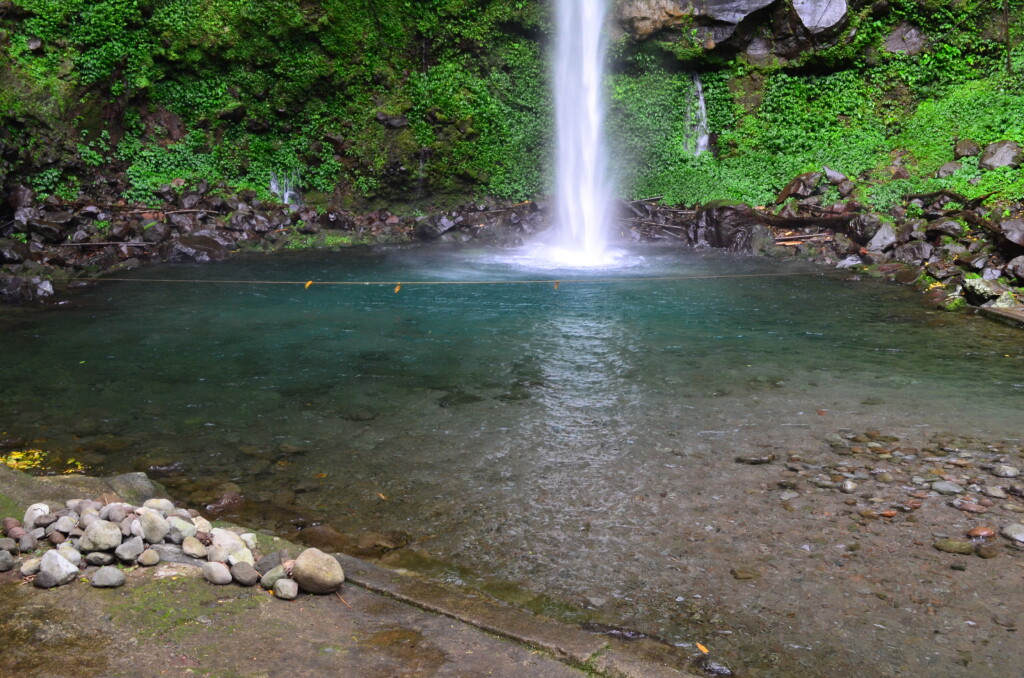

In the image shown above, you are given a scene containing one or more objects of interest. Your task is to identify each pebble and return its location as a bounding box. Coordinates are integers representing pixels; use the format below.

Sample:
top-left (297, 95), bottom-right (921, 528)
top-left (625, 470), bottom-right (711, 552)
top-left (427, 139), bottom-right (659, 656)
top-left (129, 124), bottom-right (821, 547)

top-left (735, 453), bottom-right (776, 465)
top-left (976, 545), bottom-right (1000, 559)
top-left (0, 550), bottom-right (14, 571)
top-left (0, 537), bottom-right (15, 553)
top-left (966, 526), bottom-right (996, 540)
top-left (230, 562), bottom-right (260, 586)
top-left (984, 486), bottom-right (1008, 499)
top-left (779, 491), bottom-right (800, 502)
top-left (91, 566), bottom-right (126, 588)
top-left (202, 561), bottom-right (232, 585)
top-left (932, 481), bottom-right (964, 495)
top-left (839, 480), bottom-right (858, 494)
top-left (20, 557), bottom-right (41, 576)
top-left (990, 464), bottom-right (1020, 478)
top-left (273, 578), bottom-right (299, 600)
top-left (1001, 524), bottom-right (1024, 543)
top-left (138, 549), bottom-right (160, 566)
top-left (730, 567), bottom-right (760, 580)
top-left (934, 539), bottom-right (975, 555)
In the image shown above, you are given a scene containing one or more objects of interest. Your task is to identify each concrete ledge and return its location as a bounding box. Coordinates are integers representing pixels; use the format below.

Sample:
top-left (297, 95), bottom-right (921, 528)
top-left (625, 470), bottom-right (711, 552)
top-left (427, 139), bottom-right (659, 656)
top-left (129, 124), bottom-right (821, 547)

top-left (338, 554), bottom-right (701, 678)
top-left (977, 305), bottom-right (1024, 329)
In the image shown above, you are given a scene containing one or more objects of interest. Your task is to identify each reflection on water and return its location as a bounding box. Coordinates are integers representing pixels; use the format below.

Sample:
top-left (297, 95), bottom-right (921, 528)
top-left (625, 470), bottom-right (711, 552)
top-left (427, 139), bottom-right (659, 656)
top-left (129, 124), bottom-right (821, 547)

top-left (2, 244), bottom-right (1023, 674)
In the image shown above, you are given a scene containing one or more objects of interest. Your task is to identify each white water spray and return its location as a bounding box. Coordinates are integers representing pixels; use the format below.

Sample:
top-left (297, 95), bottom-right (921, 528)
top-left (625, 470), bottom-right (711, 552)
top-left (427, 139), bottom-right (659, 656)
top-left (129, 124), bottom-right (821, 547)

top-left (553, 0), bottom-right (613, 265)
top-left (686, 73), bottom-right (710, 156)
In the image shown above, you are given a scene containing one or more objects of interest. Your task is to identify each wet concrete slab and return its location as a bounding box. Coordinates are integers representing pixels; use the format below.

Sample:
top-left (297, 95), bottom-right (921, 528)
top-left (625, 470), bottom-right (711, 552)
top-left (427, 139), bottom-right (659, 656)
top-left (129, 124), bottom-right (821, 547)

top-left (978, 305), bottom-right (1024, 328)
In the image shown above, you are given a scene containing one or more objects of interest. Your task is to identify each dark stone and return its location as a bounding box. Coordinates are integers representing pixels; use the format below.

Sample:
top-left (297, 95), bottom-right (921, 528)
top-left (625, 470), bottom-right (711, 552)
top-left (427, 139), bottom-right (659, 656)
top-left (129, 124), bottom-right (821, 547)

top-left (217, 105), bottom-right (247, 123)
top-left (0, 239), bottom-right (31, 264)
top-left (776, 172), bottom-right (821, 203)
top-left (954, 139), bottom-right (981, 159)
top-left (30, 220), bottom-right (66, 243)
top-left (926, 218), bottom-right (964, 238)
top-left (993, 218), bottom-right (1024, 251)
top-left (1006, 256), bottom-right (1024, 280)
top-left (375, 112), bottom-right (409, 128)
top-left (7, 185), bottom-right (34, 209)
top-left (893, 240), bottom-right (934, 264)
top-left (823, 165), bottom-right (847, 184)
top-left (926, 261), bottom-right (964, 281)
top-left (979, 141), bottom-right (1022, 170)
top-left (142, 222), bottom-right (171, 243)
top-left (230, 561), bottom-right (260, 586)
top-left (962, 278), bottom-right (1007, 305)
top-left (691, 203), bottom-right (769, 253)
top-left (837, 179), bottom-right (856, 197)
top-left (865, 223), bottom-right (897, 251)
top-left (847, 213), bottom-right (882, 243)
top-left (934, 161), bottom-right (961, 178)
top-left (884, 22), bottom-right (926, 54)
top-left (164, 235), bottom-right (228, 263)
top-left (255, 549), bottom-right (292, 577)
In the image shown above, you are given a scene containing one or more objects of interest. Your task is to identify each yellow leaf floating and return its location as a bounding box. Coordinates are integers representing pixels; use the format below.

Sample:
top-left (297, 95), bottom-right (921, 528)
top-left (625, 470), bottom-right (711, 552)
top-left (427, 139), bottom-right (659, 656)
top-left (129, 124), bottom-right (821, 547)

top-left (315, 473), bottom-right (327, 478)
top-left (696, 643), bottom-right (709, 655)
top-left (393, 283), bottom-right (401, 294)
top-left (377, 492), bottom-right (388, 501)
top-left (553, 281), bottom-right (560, 290)
top-left (305, 280), bottom-right (313, 289)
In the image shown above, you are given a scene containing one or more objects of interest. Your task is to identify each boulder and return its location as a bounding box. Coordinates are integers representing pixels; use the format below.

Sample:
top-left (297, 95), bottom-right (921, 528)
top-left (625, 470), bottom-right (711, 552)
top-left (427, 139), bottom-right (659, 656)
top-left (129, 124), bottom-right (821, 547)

top-left (273, 578), bottom-right (299, 600)
top-left (954, 139), bottom-right (981, 159)
top-left (893, 241), bottom-right (934, 264)
top-left (993, 218), bottom-right (1024, 253)
top-left (926, 218), bottom-right (964, 239)
top-left (231, 562), bottom-right (260, 587)
top-left (979, 141), bottom-right (1022, 170)
top-left (934, 161), bottom-right (961, 178)
top-left (847, 213), bottom-right (882, 243)
top-left (136, 509), bottom-right (170, 544)
top-left (202, 561), bottom-right (233, 585)
top-left (690, 203), bottom-right (769, 253)
top-left (865, 223), bottom-right (897, 252)
top-left (1006, 255), bottom-right (1024, 280)
top-left (164, 235), bottom-right (228, 263)
top-left (884, 22), bottom-right (926, 55)
top-left (776, 172), bottom-right (821, 202)
top-left (291, 548), bottom-right (345, 594)
top-left (23, 503), bottom-right (49, 531)
top-left (963, 278), bottom-right (1007, 305)
top-left (792, 0), bottom-right (847, 33)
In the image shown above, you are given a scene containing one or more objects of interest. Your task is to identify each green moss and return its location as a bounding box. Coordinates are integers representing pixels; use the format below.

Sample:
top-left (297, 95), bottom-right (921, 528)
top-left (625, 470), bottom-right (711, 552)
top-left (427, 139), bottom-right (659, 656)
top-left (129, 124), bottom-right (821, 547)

top-left (107, 571), bottom-right (264, 640)
top-left (0, 491), bottom-right (23, 521)
top-left (942, 296), bottom-right (968, 312)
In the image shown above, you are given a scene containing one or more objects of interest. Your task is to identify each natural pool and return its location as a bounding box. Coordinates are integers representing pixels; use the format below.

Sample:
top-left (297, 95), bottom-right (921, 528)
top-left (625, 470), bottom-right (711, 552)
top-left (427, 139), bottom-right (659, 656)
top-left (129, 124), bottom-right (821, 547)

top-left (3, 243), bottom-right (1023, 676)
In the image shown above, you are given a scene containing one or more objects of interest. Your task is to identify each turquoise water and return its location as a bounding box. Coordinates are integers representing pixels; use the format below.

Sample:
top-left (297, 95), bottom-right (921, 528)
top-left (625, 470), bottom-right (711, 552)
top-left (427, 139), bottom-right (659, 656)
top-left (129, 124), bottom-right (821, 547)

top-left (2, 243), bottom-right (1022, 672)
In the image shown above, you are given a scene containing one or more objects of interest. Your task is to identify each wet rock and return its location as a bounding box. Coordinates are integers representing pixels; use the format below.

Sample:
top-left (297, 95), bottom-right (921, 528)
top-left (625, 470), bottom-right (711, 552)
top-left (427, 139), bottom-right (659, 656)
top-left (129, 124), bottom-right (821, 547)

top-left (37, 549), bottom-right (80, 587)
top-left (926, 218), bottom-right (964, 239)
top-left (963, 278), bottom-right (1007, 306)
top-left (932, 481), bottom-right (964, 495)
top-left (291, 547), bottom-right (345, 594)
top-left (776, 172), bottom-right (821, 202)
top-left (230, 561), bottom-right (260, 586)
top-left (691, 203), bottom-right (769, 253)
top-left (115, 535), bottom-right (145, 562)
top-left (934, 539), bottom-right (975, 555)
top-left (884, 22), bottom-right (926, 55)
top-left (1001, 524), bottom-right (1024, 543)
top-left (989, 464), bottom-right (1020, 478)
top-left (976, 545), bottom-right (1000, 559)
top-left (164, 235), bottom-right (228, 263)
top-left (138, 548), bottom-right (160, 566)
top-left (91, 565), bottom-right (126, 588)
top-left (866, 223), bottom-right (897, 252)
top-left (273, 578), bottom-right (299, 600)
top-left (979, 141), bottom-right (1022, 170)
top-left (792, 0), bottom-right (847, 33)
top-left (697, 655), bottom-right (735, 676)
top-left (954, 139), bottom-right (981, 159)
top-left (1006, 256), bottom-right (1024, 280)
top-left (735, 453), bottom-right (776, 465)
top-left (836, 254), bottom-right (863, 269)
top-left (934, 161), bottom-right (961, 178)
top-left (80, 519), bottom-right (123, 552)
top-left (847, 214), bottom-right (882, 243)
top-left (966, 525), bottom-right (996, 540)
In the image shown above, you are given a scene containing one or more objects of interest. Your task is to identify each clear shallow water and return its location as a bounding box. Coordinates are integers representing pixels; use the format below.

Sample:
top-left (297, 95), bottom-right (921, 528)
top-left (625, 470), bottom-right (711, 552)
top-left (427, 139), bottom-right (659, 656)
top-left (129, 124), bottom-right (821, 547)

top-left (3, 244), bottom-right (1024, 669)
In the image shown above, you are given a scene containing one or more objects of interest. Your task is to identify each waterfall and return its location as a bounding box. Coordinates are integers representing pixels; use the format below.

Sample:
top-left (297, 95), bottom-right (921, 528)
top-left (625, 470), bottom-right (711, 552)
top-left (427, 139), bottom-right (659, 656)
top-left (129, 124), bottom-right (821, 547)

top-left (686, 72), bottom-right (710, 156)
top-left (553, 0), bottom-right (613, 265)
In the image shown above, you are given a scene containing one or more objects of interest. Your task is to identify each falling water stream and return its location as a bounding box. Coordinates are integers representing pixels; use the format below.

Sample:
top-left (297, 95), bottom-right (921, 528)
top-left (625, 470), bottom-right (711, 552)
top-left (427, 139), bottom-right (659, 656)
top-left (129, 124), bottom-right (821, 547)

top-left (553, 0), bottom-right (613, 264)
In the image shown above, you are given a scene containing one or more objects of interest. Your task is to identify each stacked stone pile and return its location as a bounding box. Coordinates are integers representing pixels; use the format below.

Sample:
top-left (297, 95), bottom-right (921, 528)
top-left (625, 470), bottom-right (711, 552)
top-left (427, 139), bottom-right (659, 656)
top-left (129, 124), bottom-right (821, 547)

top-left (0, 495), bottom-right (344, 600)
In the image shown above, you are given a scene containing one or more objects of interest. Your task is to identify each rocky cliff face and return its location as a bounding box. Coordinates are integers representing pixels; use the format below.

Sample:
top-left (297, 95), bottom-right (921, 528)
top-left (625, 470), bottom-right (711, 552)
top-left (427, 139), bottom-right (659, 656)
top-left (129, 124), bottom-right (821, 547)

top-left (614, 0), bottom-right (863, 58)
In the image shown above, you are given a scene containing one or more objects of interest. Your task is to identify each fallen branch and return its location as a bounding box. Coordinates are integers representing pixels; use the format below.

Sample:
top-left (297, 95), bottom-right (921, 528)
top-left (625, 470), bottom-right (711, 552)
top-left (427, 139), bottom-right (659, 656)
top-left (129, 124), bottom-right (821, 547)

top-left (58, 242), bottom-right (148, 247)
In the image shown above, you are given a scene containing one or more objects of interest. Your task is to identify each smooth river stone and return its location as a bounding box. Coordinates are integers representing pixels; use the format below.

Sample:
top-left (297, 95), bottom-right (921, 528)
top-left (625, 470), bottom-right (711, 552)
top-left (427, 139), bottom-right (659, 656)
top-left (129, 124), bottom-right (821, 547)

top-left (80, 520), bottom-right (123, 552)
